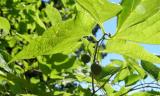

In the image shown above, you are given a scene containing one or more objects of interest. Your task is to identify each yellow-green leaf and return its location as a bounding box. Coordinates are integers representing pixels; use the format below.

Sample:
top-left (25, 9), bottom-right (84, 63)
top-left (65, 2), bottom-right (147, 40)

top-left (105, 39), bottom-right (160, 63)
top-left (9, 11), bottom-right (95, 62)
top-left (0, 16), bottom-right (10, 37)
top-left (44, 4), bottom-right (62, 26)
top-left (77, 0), bottom-right (122, 24)
top-left (115, 0), bottom-right (160, 44)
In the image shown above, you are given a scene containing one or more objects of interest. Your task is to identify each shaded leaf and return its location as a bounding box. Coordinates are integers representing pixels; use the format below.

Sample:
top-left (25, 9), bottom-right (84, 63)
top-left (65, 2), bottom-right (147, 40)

top-left (125, 57), bottom-right (146, 78)
top-left (6, 73), bottom-right (51, 95)
top-left (48, 53), bottom-right (68, 63)
top-left (141, 60), bottom-right (160, 80)
top-left (0, 52), bottom-right (11, 72)
top-left (99, 63), bottom-right (121, 79)
top-left (54, 56), bottom-right (76, 71)
top-left (125, 74), bottom-right (140, 86)
top-left (39, 63), bottom-right (51, 75)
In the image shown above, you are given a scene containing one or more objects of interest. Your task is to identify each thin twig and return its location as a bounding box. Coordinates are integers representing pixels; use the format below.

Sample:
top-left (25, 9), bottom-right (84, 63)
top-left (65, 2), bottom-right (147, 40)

top-left (132, 82), bottom-right (160, 90)
top-left (119, 83), bottom-right (160, 96)
top-left (93, 41), bottom-right (99, 63)
top-left (97, 39), bottom-right (104, 61)
top-left (93, 66), bottom-right (128, 95)
top-left (91, 34), bottom-right (106, 96)
top-left (91, 74), bottom-right (95, 95)
top-left (94, 77), bottom-right (110, 93)
top-left (132, 85), bottom-right (160, 90)
top-left (91, 41), bottom-right (99, 96)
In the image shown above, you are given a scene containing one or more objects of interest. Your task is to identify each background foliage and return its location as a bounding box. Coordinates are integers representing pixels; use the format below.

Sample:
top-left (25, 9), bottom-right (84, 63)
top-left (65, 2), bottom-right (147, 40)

top-left (0, 0), bottom-right (160, 96)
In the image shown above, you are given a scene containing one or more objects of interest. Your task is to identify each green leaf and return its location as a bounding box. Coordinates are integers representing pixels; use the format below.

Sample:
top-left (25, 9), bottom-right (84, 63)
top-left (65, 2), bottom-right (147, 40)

top-left (44, 4), bottom-right (62, 26)
top-left (0, 17), bottom-right (10, 37)
top-left (103, 84), bottom-right (114, 95)
top-left (62, 0), bottom-right (75, 7)
top-left (115, 0), bottom-right (160, 44)
top-left (125, 57), bottom-right (146, 78)
top-left (125, 74), bottom-right (140, 86)
top-left (31, 11), bottom-right (46, 30)
top-left (105, 39), bottom-right (160, 63)
top-left (9, 11), bottom-right (95, 62)
top-left (117, 0), bottom-right (140, 30)
top-left (99, 62), bottom-right (121, 79)
top-left (48, 53), bottom-right (68, 65)
top-left (39, 63), bottom-right (51, 75)
top-left (6, 73), bottom-right (50, 95)
top-left (77, 0), bottom-right (122, 24)
top-left (141, 60), bottom-right (160, 80)
top-left (30, 77), bottom-right (40, 84)
top-left (113, 86), bottom-right (130, 96)
top-left (131, 92), bottom-right (156, 96)
top-left (0, 54), bottom-right (6, 65)
top-left (102, 66), bottom-right (120, 76)
top-left (0, 52), bottom-right (11, 72)
top-left (0, 70), bottom-right (7, 84)
top-left (114, 68), bottom-right (130, 82)
top-left (19, 94), bottom-right (37, 96)
top-left (52, 56), bottom-right (76, 71)
top-left (148, 91), bottom-right (160, 95)
top-left (50, 70), bottom-right (63, 79)
top-left (0, 50), bottom-right (11, 62)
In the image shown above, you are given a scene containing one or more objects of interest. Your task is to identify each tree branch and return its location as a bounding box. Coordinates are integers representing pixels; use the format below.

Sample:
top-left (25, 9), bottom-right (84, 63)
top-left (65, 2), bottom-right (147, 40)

top-left (94, 76), bottom-right (112, 94)
top-left (91, 34), bottom-right (107, 96)
top-left (91, 74), bottom-right (95, 95)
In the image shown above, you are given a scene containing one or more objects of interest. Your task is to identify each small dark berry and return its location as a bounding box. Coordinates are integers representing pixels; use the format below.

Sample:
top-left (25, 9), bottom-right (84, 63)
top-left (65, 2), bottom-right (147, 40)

top-left (81, 54), bottom-right (91, 63)
top-left (91, 63), bottom-right (102, 76)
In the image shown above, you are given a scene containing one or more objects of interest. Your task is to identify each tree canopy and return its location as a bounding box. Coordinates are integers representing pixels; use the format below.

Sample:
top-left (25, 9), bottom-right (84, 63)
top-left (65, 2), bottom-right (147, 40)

top-left (0, 0), bottom-right (160, 96)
